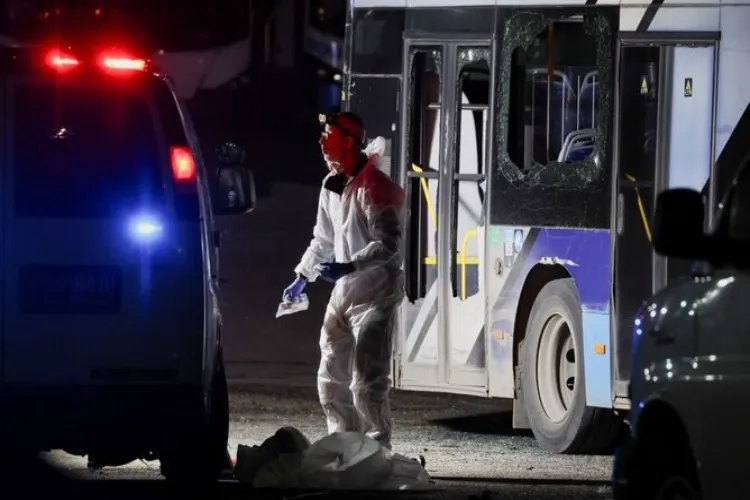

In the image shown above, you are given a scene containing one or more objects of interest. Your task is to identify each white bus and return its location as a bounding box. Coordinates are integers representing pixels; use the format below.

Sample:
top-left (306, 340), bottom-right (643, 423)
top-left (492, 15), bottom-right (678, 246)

top-left (343, 0), bottom-right (750, 454)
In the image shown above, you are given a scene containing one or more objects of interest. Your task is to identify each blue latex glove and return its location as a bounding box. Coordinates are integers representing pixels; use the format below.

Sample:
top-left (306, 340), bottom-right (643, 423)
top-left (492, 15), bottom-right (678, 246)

top-left (317, 262), bottom-right (355, 283)
top-left (282, 276), bottom-right (307, 301)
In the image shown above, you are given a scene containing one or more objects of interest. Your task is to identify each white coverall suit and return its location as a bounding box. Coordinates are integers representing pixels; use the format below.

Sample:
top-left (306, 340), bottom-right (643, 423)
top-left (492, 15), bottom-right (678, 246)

top-left (294, 149), bottom-right (404, 449)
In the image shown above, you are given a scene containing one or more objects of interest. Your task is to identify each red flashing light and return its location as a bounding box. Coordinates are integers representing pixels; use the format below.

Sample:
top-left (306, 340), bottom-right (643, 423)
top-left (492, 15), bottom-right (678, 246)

top-left (46, 50), bottom-right (79, 69)
top-left (44, 49), bottom-right (147, 73)
top-left (101, 57), bottom-right (146, 71)
top-left (170, 146), bottom-right (197, 183)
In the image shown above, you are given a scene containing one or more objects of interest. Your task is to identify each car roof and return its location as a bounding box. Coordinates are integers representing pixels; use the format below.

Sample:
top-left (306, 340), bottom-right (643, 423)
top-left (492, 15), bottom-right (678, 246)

top-left (0, 42), bottom-right (191, 146)
top-left (0, 43), bottom-right (175, 97)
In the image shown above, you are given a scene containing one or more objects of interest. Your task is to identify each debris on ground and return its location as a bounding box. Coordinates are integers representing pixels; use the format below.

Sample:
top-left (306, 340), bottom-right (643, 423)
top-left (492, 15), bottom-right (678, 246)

top-left (234, 427), bottom-right (430, 490)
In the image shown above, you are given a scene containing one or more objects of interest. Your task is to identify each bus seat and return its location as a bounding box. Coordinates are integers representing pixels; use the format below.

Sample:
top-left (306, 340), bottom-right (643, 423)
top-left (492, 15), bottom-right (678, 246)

top-left (558, 128), bottom-right (596, 163)
top-left (577, 71), bottom-right (599, 130)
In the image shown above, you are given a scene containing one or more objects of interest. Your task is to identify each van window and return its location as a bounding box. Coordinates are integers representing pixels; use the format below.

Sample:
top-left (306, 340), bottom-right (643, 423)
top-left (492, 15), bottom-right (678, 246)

top-left (14, 85), bottom-right (164, 218)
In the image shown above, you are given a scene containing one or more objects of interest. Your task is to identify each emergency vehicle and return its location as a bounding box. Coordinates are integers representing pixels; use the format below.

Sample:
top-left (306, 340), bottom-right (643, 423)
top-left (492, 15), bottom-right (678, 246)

top-left (342, 0), bottom-right (750, 454)
top-left (0, 41), bottom-right (256, 481)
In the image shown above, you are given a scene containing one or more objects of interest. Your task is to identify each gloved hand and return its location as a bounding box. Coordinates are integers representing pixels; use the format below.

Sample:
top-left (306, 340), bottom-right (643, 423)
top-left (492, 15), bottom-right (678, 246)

top-left (282, 276), bottom-right (307, 302)
top-left (316, 262), bottom-right (355, 283)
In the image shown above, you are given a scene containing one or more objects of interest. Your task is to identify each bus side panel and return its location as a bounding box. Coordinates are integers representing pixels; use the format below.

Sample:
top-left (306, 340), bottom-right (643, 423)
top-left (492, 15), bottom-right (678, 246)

top-left (619, 2), bottom-right (720, 33)
top-left (349, 7), bottom-right (405, 76)
top-left (347, 7), bottom-right (405, 175)
top-left (487, 227), bottom-right (612, 409)
top-left (347, 76), bottom-right (402, 178)
top-left (713, 6), bottom-right (750, 206)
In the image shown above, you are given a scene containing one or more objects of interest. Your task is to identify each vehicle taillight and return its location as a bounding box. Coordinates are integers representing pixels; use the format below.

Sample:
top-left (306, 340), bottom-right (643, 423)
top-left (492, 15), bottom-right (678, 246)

top-left (46, 50), bottom-right (79, 69)
top-left (170, 146), bottom-right (196, 183)
top-left (101, 57), bottom-right (146, 71)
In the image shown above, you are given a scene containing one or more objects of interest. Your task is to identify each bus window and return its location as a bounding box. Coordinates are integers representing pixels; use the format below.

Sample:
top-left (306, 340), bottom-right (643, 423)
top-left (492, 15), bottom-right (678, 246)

top-left (454, 56), bottom-right (490, 301)
top-left (506, 19), bottom-right (600, 172)
top-left (458, 60), bottom-right (490, 179)
top-left (405, 49), bottom-right (441, 304)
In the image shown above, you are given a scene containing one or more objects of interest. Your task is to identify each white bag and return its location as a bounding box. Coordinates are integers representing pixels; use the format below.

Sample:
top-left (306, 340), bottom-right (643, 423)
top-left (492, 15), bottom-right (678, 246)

top-left (275, 293), bottom-right (309, 318)
top-left (380, 452), bottom-right (431, 490)
top-left (235, 428), bottom-right (430, 490)
top-left (299, 432), bottom-right (429, 490)
top-left (298, 432), bottom-right (390, 489)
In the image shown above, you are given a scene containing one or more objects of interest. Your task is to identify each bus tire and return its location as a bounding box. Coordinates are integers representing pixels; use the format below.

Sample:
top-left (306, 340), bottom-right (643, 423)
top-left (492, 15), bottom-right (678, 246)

top-left (521, 278), bottom-right (622, 454)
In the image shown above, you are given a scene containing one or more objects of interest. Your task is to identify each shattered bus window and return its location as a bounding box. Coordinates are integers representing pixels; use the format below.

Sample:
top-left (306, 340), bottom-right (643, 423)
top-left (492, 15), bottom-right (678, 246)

top-left (497, 12), bottom-right (613, 189)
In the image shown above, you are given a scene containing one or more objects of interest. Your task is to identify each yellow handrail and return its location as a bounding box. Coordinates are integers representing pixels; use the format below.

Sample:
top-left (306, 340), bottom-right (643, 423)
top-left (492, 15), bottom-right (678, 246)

top-left (624, 173), bottom-right (652, 243)
top-left (412, 163), bottom-right (479, 300)
top-left (460, 228), bottom-right (479, 300)
top-left (411, 164), bottom-right (438, 228)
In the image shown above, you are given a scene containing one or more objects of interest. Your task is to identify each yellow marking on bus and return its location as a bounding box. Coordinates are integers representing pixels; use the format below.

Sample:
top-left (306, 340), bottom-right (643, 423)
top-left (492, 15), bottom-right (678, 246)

top-left (594, 343), bottom-right (606, 355)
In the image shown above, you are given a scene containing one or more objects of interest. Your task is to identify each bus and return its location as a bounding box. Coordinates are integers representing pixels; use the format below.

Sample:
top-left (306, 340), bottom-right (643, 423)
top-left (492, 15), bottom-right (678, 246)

top-left (343, 0), bottom-right (750, 454)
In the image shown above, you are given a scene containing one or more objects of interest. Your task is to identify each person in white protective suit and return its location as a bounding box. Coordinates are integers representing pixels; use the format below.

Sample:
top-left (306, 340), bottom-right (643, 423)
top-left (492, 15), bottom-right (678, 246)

top-left (281, 112), bottom-right (405, 450)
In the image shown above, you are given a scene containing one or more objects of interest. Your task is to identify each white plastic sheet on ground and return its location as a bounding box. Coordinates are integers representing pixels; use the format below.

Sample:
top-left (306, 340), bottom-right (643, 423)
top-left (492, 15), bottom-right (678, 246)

top-left (235, 427), bottom-right (430, 490)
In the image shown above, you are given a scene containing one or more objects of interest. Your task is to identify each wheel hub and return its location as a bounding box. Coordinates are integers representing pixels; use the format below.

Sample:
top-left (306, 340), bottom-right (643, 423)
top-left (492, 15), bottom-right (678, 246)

top-left (536, 314), bottom-right (577, 423)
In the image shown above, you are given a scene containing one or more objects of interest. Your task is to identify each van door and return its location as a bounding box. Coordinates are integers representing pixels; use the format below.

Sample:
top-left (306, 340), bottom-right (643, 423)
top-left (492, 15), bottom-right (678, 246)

top-left (399, 40), bottom-right (491, 395)
top-left (2, 78), bottom-right (195, 385)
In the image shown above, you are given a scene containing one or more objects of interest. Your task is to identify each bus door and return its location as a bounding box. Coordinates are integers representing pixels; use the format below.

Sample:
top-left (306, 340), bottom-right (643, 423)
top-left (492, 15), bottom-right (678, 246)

top-left (614, 36), bottom-right (717, 390)
top-left (399, 40), bottom-right (492, 394)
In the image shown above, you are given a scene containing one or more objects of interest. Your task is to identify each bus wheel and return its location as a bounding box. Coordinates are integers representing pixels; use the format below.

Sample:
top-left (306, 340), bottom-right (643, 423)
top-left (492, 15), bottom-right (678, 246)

top-left (520, 278), bottom-right (621, 454)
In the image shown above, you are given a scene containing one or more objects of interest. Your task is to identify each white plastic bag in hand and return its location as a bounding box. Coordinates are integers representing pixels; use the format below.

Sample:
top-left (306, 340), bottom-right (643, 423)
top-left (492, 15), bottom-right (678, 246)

top-left (275, 293), bottom-right (310, 319)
